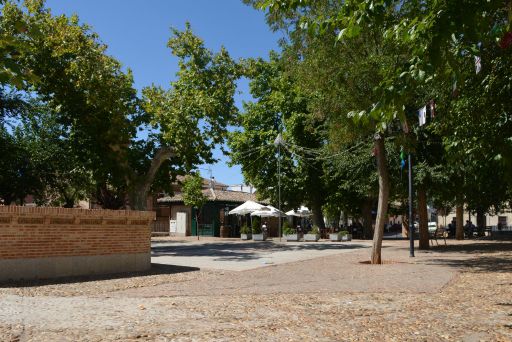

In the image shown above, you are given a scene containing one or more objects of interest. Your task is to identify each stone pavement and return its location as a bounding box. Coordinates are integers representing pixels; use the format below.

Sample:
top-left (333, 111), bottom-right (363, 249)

top-left (151, 239), bottom-right (372, 271)
top-left (132, 239), bottom-right (458, 297)
top-left (0, 239), bottom-right (510, 341)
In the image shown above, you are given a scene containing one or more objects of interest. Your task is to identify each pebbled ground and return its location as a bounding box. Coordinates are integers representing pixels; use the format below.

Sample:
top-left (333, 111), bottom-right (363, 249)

top-left (0, 239), bottom-right (510, 341)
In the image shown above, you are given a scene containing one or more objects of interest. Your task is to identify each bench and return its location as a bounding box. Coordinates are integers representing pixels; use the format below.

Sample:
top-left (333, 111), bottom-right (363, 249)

top-left (430, 227), bottom-right (447, 246)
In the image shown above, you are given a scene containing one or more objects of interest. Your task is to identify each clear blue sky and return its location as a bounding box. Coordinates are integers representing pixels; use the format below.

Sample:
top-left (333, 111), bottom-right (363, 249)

top-left (45, 0), bottom-right (281, 186)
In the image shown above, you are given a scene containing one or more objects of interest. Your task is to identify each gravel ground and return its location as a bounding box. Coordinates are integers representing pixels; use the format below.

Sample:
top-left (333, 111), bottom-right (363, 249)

top-left (0, 239), bottom-right (511, 341)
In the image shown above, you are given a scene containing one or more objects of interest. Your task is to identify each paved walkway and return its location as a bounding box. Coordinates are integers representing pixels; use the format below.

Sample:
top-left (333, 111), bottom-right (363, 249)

top-left (140, 239), bottom-right (457, 297)
top-left (0, 240), bottom-right (510, 341)
top-left (151, 239), bottom-right (372, 271)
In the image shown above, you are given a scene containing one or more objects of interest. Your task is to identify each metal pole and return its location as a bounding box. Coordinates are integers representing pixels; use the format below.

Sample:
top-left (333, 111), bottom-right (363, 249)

top-left (408, 153), bottom-right (415, 257)
top-left (274, 133), bottom-right (284, 242)
top-left (278, 142), bottom-right (281, 241)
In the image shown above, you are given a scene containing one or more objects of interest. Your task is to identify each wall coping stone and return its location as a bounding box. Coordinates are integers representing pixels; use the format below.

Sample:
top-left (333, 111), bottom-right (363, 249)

top-left (0, 205), bottom-right (155, 220)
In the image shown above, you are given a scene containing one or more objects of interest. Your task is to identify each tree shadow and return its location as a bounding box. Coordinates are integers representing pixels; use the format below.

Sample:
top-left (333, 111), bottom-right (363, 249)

top-left (391, 241), bottom-right (512, 255)
top-left (419, 254), bottom-right (512, 273)
top-left (385, 241), bottom-right (512, 273)
top-left (429, 242), bottom-right (512, 254)
top-left (0, 263), bottom-right (200, 288)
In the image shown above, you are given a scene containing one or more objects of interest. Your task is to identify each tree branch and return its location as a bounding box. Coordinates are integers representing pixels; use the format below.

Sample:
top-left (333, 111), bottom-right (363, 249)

top-left (139, 146), bottom-right (175, 194)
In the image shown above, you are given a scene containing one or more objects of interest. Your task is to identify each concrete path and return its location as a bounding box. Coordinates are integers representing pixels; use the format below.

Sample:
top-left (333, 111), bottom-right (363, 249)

top-left (151, 239), bottom-right (372, 271)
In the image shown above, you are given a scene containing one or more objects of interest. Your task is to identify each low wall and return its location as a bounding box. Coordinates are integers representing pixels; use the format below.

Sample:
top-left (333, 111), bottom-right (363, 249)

top-left (0, 206), bottom-right (154, 281)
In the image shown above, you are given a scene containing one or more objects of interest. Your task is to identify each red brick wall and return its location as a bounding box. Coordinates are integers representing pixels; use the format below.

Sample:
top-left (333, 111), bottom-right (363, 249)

top-left (0, 206), bottom-right (154, 260)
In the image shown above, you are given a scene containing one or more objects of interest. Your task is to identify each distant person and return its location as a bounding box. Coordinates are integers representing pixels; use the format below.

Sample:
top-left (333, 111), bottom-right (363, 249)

top-left (448, 219), bottom-right (456, 237)
top-left (262, 221), bottom-right (268, 235)
top-left (464, 220), bottom-right (473, 238)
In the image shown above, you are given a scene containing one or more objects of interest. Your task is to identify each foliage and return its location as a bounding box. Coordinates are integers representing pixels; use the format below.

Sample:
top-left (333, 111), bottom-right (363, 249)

top-left (251, 216), bottom-right (261, 234)
top-left (182, 172), bottom-right (208, 210)
top-left (0, 1), bottom-right (239, 209)
top-left (249, 0), bottom-right (512, 256)
top-left (240, 224), bottom-right (251, 234)
top-left (339, 230), bottom-right (349, 237)
top-left (310, 225), bottom-right (320, 235)
top-left (282, 221), bottom-right (294, 235)
top-left (1, 0), bottom-right (136, 206)
top-left (0, 125), bottom-right (39, 204)
top-left (141, 22), bottom-right (239, 171)
top-left (228, 53), bottom-right (327, 227)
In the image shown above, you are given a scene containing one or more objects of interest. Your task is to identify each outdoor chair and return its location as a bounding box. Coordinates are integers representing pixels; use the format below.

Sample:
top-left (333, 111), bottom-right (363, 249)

top-left (430, 227), bottom-right (447, 246)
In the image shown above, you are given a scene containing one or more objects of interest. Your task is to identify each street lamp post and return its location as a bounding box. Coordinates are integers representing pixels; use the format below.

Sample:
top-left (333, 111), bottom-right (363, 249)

top-left (274, 133), bottom-right (284, 241)
top-left (408, 153), bottom-right (415, 257)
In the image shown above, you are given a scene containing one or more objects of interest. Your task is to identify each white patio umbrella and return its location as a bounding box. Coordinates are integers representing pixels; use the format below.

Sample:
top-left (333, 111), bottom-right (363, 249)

top-left (285, 206), bottom-right (312, 217)
top-left (228, 200), bottom-right (264, 215)
top-left (251, 205), bottom-right (286, 217)
top-left (228, 200), bottom-right (265, 228)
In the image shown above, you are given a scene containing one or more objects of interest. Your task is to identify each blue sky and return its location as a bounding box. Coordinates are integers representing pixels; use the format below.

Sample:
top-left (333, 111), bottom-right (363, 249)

top-left (45, 0), bottom-right (281, 186)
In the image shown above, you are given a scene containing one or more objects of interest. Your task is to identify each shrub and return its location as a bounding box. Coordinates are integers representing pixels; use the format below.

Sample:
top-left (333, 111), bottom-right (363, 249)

top-left (310, 225), bottom-right (320, 235)
top-left (240, 224), bottom-right (250, 234)
top-left (338, 230), bottom-right (349, 236)
top-left (282, 221), bottom-right (294, 235)
top-left (252, 217), bottom-right (261, 234)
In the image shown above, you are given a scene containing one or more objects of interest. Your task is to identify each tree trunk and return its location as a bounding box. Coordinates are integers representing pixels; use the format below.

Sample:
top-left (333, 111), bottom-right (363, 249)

top-left (96, 183), bottom-right (125, 210)
top-left (62, 190), bottom-right (76, 208)
top-left (417, 186), bottom-right (429, 249)
top-left (332, 211), bottom-right (340, 231)
top-left (196, 212), bottom-right (200, 240)
top-left (342, 211), bottom-right (348, 228)
top-left (311, 202), bottom-right (325, 230)
top-left (361, 198), bottom-right (373, 239)
top-left (63, 199), bottom-right (74, 208)
top-left (371, 136), bottom-right (390, 264)
top-left (476, 208), bottom-right (485, 237)
top-left (2, 194), bottom-right (13, 205)
top-left (129, 146), bottom-right (175, 211)
top-left (402, 213), bottom-right (409, 238)
top-left (456, 204), bottom-right (464, 240)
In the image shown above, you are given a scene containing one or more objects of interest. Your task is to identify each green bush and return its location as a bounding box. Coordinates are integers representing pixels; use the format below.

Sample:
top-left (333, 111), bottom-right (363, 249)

top-left (240, 224), bottom-right (250, 234)
top-left (252, 217), bottom-right (261, 234)
top-left (338, 230), bottom-right (349, 236)
top-left (282, 221), bottom-right (294, 235)
top-left (310, 225), bottom-right (320, 235)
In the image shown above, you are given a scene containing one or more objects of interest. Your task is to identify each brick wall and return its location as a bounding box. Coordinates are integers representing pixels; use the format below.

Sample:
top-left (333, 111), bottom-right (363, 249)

top-left (0, 206), bottom-right (155, 280)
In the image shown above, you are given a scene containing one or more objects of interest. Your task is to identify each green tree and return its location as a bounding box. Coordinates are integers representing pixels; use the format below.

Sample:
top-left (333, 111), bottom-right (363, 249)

top-left (250, 1), bottom-right (410, 262)
top-left (136, 23), bottom-right (239, 210)
top-left (229, 54), bottom-right (328, 228)
top-left (0, 126), bottom-right (40, 204)
top-left (1, 2), bottom-right (239, 210)
top-left (182, 172), bottom-right (208, 239)
top-left (254, 0), bottom-right (512, 260)
top-left (18, 103), bottom-right (93, 207)
top-left (1, 0), bottom-right (137, 207)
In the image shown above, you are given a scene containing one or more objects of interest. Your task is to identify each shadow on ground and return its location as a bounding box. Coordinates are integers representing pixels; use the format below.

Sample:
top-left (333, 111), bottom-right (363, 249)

top-left (421, 254), bottom-right (512, 273)
top-left (151, 241), bottom-right (368, 262)
top-left (392, 240), bottom-right (512, 255)
top-left (402, 241), bottom-right (512, 273)
top-left (0, 263), bottom-right (199, 288)
top-left (430, 241), bottom-right (512, 254)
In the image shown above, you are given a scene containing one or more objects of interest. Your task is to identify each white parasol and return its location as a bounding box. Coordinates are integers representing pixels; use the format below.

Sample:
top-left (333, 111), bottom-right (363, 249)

top-left (285, 206), bottom-right (312, 217)
top-left (228, 200), bottom-right (265, 215)
top-left (251, 205), bottom-right (287, 217)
